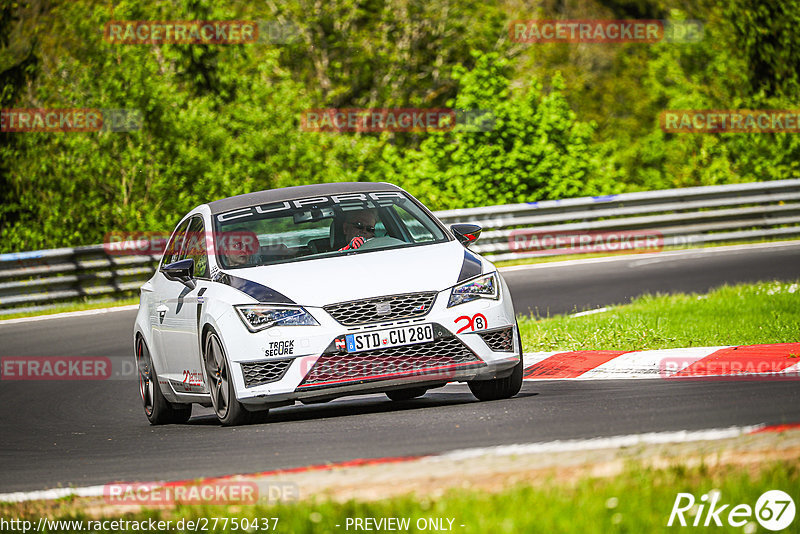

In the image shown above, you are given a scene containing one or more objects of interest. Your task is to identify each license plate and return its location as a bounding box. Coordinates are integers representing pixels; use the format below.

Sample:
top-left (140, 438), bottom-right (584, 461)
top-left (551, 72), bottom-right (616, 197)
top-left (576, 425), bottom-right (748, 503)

top-left (346, 324), bottom-right (434, 353)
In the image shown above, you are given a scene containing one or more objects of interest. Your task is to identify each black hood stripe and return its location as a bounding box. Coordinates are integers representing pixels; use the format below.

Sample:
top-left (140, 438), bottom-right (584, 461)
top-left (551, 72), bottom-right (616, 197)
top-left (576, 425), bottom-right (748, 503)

top-left (457, 250), bottom-right (483, 283)
top-left (214, 273), bottom-right (295, 304)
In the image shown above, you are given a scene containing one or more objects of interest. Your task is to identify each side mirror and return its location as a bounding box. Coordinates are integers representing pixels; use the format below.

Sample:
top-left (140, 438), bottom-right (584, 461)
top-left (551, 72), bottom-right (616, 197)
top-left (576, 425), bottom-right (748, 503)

top-left (450, 223), bottom-right (482, 246)
top-left (161, 258), bottom-right (196, 289)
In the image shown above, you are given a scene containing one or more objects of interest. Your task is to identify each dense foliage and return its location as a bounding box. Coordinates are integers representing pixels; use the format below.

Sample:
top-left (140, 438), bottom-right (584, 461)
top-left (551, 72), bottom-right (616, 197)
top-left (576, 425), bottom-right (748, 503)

top-left (1, 0), bottom-right (798, 251)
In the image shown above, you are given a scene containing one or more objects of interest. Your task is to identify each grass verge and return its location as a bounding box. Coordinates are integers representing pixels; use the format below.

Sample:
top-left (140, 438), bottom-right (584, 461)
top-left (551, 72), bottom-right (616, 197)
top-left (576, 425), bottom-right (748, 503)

top-left (2, 458), bottom-right (797, 533)
top-left (0, 297), bottom-right (139, 321)
top-left (518, 279), bottom-right (800, 351)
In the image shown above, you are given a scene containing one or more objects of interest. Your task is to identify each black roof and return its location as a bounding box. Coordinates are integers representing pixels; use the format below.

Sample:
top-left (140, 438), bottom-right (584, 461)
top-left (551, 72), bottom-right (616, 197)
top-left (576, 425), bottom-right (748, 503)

top-left (207, 182), bottom-right (403, 215)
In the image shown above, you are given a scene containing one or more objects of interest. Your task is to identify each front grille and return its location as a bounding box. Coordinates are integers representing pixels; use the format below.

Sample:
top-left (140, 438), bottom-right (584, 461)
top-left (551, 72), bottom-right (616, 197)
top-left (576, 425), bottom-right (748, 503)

top-left (298, 336), bottom-right (484, 389)
top-left (479, 327), bottom-right (515, 352)
top-left (241, 359), bottom-right (292, 388)
top-left (324, 292), bottom-right (437, 326)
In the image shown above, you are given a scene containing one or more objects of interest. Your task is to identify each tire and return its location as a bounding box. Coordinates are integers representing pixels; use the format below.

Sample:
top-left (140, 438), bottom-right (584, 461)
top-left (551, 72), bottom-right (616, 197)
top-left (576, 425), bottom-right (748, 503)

top-left (385, 387), bottom-right (427, 401)
top-left (136, 336), bottom-right (192, 425)
top-left (468, 323), bottom-right (524, 401)
top-left (203, 329), bottom-right (252, 426)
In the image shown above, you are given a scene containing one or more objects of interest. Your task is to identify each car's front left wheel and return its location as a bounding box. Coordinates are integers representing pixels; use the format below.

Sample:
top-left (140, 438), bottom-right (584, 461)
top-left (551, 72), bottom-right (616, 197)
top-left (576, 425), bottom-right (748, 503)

top-left (467, 323), bottom-right (524, 401)
top-left (136, 336), bottom-right (192, 425)
top-left (203, 329), bottom-right (253, 426)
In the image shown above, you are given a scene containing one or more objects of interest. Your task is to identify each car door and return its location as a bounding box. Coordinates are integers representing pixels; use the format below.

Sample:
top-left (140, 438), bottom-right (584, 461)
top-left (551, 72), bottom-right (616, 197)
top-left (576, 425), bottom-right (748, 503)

top-left (156, 215), bottom-right (212, 394)
top-left (151, 218), bottom-right (190, 374)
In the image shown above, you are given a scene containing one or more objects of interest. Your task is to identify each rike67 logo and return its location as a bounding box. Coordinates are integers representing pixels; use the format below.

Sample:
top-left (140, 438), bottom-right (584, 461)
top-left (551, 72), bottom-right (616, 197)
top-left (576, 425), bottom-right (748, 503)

top-left (668, 490), bottom-right (795, 531)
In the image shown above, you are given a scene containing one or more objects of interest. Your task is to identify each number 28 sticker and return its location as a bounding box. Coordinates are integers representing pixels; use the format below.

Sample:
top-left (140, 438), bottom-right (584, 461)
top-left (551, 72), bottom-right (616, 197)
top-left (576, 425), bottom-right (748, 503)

top-left (455, 313), bottom-right (488, 334)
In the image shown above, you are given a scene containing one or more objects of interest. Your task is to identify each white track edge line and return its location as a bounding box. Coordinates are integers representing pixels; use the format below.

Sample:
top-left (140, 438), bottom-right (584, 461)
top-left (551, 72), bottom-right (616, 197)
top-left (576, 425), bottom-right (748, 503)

top-left (428, 425), bottom-right (765, 462)
top-left (0, 305), bottom-right (139, 325)
top-left (569, 307), bottom-right (608, 318)
top-left (0, 484), bottom-right (108, 503)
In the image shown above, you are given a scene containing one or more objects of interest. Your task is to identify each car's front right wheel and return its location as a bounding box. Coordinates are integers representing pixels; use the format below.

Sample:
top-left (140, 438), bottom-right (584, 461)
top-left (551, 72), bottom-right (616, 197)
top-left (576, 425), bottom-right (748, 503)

top-left (203, 329), bottom-right (253, 426)
top-left (136, 335), bottom-right (192, 425)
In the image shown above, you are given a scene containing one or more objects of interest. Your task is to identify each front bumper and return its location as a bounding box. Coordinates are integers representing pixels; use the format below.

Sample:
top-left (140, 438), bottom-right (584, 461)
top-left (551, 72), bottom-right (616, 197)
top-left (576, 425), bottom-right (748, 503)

top-left (213, 281), bottom-right (519, 408)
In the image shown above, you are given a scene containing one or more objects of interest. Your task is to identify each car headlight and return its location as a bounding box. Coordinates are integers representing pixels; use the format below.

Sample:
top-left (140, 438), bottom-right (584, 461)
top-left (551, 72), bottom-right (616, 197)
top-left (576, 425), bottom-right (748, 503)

top-left (235, 305), bottom-right (319, 332)
top-left (447, 272), bottom-right (499, 307)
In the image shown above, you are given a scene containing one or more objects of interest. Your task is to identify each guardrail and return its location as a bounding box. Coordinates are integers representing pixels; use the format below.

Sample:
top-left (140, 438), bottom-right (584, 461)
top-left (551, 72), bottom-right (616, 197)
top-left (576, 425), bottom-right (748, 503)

top-left (1, 179), bottom-right (798, 314)
top-left (0, 246), bottom-right (160, 314)
top-left (436, 179), bottom-right (800, 261)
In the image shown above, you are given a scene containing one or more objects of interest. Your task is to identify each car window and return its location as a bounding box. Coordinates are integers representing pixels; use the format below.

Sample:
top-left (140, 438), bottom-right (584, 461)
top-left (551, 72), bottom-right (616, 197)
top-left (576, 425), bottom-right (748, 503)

top-left (179, 216), bottom-right (209, 278)
top-left (213, 191), bottom-right (448, 268)
top-left (161, 219), bottom-right (190, 266)
top-left (389, 201), bottom-right (441, 243)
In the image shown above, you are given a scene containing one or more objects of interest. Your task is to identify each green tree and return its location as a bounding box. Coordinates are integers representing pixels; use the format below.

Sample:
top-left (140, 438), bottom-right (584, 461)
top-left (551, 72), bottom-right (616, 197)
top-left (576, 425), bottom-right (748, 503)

top-left (724, 0), bottom-right (800, 99)
top-left (388, 52), bottom-right (622, 209)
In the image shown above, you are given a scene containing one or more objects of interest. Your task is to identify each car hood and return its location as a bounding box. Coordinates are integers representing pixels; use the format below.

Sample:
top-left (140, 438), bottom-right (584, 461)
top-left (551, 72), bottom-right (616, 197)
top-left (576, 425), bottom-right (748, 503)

top-left (225, 241), bottom-right (477, 307)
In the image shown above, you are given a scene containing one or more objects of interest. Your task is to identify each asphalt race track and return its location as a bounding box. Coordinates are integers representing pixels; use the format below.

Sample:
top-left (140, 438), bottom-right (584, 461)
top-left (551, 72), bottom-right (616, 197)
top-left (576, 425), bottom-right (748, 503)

top-left (502, 241), bottom-right (800, 317)
top-left (1, 243), bottom-right (799, 493)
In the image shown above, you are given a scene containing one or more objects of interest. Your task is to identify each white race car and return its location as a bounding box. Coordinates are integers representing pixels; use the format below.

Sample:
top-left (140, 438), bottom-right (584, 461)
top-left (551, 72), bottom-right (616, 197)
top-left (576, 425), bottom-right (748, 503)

top-left (134, 182), bottom-right (522, 425)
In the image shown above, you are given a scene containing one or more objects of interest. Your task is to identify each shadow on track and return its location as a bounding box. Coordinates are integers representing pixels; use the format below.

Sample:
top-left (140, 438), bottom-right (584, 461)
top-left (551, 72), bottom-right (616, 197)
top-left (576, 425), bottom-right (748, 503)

top-left (184, 387), bottom-right (539, 427)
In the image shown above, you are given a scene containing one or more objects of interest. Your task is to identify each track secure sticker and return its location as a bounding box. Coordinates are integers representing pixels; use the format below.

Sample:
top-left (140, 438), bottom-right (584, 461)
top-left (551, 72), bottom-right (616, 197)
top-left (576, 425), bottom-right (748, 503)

top-left (265, 340), bottom-right (294, 357)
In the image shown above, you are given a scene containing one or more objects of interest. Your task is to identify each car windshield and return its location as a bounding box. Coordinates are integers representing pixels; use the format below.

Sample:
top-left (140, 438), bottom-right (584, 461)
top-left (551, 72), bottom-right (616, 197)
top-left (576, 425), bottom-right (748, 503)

top-left (213, 191), bottom-right (449, 268)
